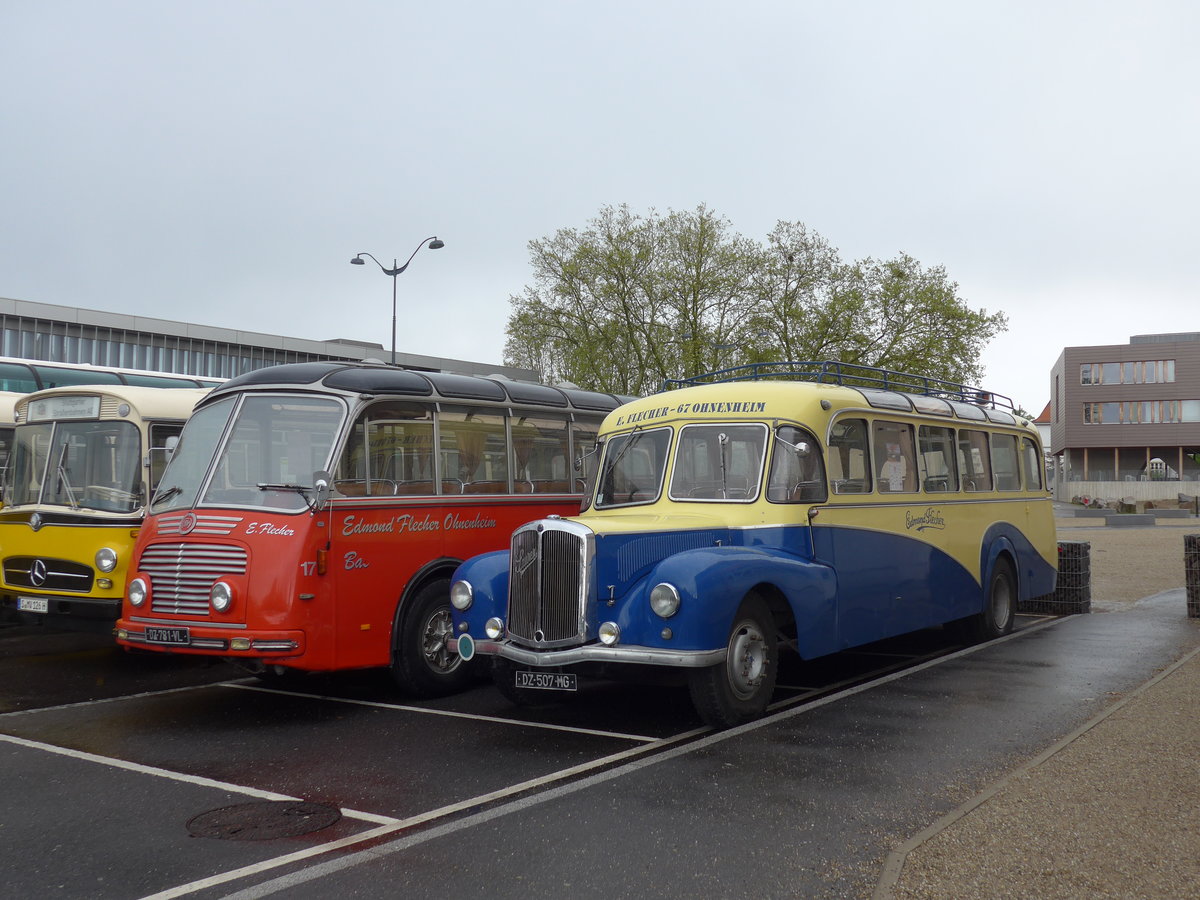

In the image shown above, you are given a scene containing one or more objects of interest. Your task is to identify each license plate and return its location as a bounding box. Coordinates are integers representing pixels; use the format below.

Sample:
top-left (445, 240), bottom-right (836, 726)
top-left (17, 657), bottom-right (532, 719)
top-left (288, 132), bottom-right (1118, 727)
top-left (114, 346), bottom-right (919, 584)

top-left (514, 670), bottom-right (577, 691)
top-left (145, 626), bottom-right (190, 645)
top-left (17, 596), bottom-right (49, 614)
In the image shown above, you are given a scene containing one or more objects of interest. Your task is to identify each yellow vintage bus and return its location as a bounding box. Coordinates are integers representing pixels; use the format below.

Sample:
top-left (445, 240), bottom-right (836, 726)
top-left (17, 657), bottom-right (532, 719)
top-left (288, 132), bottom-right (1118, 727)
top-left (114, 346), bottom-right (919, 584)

top-left (0, 385), bottom-right (210, 630)
top-left (450, 362), bottom-right (1057, 727)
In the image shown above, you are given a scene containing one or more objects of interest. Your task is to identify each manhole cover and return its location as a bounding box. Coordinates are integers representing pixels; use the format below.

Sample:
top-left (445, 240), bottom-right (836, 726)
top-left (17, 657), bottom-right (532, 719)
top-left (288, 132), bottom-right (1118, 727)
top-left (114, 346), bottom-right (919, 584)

top-left (187, 800), bottom-right (342, 840)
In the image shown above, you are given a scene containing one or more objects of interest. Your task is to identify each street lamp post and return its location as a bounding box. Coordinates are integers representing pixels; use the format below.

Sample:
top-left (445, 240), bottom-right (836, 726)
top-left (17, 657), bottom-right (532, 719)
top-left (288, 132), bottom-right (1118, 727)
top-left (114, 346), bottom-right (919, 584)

top-left (350, 236), bottom-right (445, 365)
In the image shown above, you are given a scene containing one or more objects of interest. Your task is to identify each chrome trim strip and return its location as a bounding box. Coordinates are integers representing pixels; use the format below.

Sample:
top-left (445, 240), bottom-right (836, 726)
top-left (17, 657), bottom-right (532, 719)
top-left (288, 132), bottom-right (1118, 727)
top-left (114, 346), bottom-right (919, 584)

top-left (128, 615), bottom-right (247, 629)
top-left (450, 637), bottom-right (725, 668)
top-left (251, 640), bottom-right (299, 651)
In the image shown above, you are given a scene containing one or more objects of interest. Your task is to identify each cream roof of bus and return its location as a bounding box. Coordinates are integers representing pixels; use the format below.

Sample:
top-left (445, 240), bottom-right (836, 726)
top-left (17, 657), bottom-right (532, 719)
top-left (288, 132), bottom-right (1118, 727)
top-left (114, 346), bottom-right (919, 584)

top-left (600, 379), bottom-right (1035, 435)
top-left (0, 392), bottom-right (20, 424)
top-left (15, 384), bottom-right (212, 421)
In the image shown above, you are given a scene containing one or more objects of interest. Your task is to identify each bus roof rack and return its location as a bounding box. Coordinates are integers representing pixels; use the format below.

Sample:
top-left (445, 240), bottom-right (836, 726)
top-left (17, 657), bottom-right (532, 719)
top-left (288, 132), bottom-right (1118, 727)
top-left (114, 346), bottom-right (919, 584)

top-left (662, 361), bottom-right (1016, 411)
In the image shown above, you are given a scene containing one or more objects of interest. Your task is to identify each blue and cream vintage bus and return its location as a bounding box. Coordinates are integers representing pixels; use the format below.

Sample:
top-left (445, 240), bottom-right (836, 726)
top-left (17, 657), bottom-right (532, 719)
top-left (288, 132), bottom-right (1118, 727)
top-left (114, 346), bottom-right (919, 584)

top-left (448, 362), bottom-right (1057, 727)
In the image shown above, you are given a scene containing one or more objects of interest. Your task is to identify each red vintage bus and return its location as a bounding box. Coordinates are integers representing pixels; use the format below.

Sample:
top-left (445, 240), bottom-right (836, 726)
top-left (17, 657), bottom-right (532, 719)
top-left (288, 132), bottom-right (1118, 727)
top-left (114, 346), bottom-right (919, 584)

top-left (115, 362), bottom-right (625, 696)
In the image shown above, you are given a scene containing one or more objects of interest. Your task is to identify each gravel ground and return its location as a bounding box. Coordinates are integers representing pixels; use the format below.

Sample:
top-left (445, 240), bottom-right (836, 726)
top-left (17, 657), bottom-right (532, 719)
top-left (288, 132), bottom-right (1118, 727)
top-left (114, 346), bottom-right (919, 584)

top-left (880, 519), bottom-right (1200, 899)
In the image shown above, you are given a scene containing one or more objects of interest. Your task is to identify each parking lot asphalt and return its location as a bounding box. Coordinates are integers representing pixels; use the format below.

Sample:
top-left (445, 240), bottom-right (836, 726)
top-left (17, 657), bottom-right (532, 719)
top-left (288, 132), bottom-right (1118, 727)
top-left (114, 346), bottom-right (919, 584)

top-left (4, 585), bottom-right (1198, 899)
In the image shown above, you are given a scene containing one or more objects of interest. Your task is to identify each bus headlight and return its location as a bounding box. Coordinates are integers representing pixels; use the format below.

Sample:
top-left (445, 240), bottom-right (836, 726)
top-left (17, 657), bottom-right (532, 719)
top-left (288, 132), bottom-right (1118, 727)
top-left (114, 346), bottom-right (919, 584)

top-left (210, 581), bottom-right (234, 613)
top-left (128, 577), bottom-right (148, 608)
top-left (484, 617), bottom-right (505, 639)
top-left (598, 621), bottom-right (621, 646)
top-left (95, 548), bottom-right (118, 573)
top-left (450, 580), bottom-right (473, 611)
top-left (649, 583), bottom-right (681, 618)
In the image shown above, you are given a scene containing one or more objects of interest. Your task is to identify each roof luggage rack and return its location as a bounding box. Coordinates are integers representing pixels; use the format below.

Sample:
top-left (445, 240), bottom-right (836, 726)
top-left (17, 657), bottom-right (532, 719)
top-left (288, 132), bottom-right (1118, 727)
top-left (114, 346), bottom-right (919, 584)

top-left (662, 360), bottom-right (1015, 411)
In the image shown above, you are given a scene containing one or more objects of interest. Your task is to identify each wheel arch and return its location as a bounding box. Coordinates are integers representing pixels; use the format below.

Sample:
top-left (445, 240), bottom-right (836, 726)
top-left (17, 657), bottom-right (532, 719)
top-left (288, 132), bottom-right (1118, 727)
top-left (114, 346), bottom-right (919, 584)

top-left (748, 581), bottom-right (799, 651)
top-left (393, 556), bottom-right (463, 651)
top-left (646, 547), bottom-right (836, 658)
top-left (980, 529), bottom-right (1022, 604)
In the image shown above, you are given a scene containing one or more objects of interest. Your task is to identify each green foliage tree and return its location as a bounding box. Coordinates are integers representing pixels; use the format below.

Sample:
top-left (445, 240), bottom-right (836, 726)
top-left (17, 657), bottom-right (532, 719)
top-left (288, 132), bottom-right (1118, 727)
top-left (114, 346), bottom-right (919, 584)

top-left (505, 206), bottom-right (1008, 396)
top-left (504, 204), bottom-right (757, 395)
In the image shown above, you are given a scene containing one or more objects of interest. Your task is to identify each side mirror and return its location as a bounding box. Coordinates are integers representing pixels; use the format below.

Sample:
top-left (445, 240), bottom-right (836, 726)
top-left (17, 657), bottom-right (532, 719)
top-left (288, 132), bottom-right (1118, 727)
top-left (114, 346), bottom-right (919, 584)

top-left (312, 470), bottom-right (332, 512)
top-left (164, 435), bottom-right (180, 459)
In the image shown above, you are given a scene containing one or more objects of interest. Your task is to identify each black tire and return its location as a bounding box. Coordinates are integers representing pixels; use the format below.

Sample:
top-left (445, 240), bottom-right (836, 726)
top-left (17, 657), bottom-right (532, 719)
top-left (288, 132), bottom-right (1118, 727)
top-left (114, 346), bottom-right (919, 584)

top-left (390, 578), bottom-right (473, 698)
top-left (688, 594), bottom-right (778, 728)
top-left (950, 558), bottom-right (1017, 643)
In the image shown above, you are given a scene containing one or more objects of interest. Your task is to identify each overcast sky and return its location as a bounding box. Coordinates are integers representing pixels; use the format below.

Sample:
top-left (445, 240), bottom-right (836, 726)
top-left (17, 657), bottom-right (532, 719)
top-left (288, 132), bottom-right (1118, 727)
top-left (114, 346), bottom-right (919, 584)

top-left (2, 1), bottom-right (1196, 413)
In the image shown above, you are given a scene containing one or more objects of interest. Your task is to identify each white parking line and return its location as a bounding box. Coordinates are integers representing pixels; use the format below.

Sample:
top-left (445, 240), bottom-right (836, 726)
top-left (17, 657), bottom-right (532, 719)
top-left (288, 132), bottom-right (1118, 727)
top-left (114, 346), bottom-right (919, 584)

top-left (138, 728), bottom-right (704, 899)
top-left (0, 678), bottom-right (257, 719)
top-left (210, 620), bottom-right (1072, 899)
top-left (6, 621), bottom-right (1066, 900)
top-left (0, 733), bottom-right (399, 825)
top-left (221, 682), bottom-right (663, 743)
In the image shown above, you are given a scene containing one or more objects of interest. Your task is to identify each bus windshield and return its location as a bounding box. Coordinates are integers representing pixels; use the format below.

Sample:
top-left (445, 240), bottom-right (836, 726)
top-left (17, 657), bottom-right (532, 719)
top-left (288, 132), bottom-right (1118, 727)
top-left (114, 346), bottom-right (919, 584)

top-left (154, 393), bottom-right (345, 513)
top-left (594, 427), bottom-right (672, 509)
top-left (8, 420), bottom-right (143, 512)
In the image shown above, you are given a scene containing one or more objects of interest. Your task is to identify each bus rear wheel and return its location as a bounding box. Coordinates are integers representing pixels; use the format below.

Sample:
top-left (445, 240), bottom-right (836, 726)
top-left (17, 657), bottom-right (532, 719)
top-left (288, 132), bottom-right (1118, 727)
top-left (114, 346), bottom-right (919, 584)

top-left (688, 595), bottom-right (778, 728)
top-left (951, 558), bottom-right (1017, 643)
top-left (390, 578), bottom-right (473, 698)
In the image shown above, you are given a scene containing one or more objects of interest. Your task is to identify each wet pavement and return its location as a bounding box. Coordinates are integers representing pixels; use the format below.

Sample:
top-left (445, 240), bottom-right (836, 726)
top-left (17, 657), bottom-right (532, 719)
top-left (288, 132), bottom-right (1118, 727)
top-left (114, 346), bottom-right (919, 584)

top-left (2, 591), bottom-right (1198, 899)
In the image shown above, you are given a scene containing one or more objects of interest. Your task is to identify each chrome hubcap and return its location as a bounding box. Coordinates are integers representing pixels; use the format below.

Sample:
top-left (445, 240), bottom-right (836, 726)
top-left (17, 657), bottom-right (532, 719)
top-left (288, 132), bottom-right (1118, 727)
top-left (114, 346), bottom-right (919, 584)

top-left (727, 619), bottom-right (768, 699)
top-left (422, 609), bottom-right (460, 673)
top-left (991, 574), bottom-right (1012, 629)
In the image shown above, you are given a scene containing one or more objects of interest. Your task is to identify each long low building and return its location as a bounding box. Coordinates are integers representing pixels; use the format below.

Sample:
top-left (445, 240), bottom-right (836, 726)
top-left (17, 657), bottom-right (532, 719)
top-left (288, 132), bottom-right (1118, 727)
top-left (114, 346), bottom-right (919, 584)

top-left (0, 295), bottom-right (536, 381)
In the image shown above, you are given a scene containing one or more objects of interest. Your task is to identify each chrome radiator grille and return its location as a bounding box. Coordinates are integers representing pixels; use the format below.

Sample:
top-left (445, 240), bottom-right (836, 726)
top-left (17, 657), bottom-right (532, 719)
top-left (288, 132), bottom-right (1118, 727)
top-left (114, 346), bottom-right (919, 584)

top-left (141, 542), bottom-right (248, 616)
top-left (506, 520), bottom-right (591, 647)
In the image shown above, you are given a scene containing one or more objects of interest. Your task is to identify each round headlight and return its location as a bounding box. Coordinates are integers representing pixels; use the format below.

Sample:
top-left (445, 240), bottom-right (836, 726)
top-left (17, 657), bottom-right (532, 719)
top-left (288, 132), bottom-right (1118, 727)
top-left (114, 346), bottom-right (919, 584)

top-left (450, 580), bottom-right (473, 611)
top-left (484, 617), bottom-right (505, 639)
top-left (649, 582), bottom-right (681, 618)
top-left (128, 577), bottom-right (147, 608)
top-left (95, 548), bottom-right (118, 573)
top-left (210, 581), bottom-right (233, 613)
top-left (598, 621), bottom-right (621, 646)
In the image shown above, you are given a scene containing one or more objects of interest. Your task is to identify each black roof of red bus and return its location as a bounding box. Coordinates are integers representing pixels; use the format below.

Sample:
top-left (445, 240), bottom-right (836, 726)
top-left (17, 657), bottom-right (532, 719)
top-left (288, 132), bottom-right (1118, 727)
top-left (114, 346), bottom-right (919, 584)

top-left (210, 362), bottom-right (628, 412)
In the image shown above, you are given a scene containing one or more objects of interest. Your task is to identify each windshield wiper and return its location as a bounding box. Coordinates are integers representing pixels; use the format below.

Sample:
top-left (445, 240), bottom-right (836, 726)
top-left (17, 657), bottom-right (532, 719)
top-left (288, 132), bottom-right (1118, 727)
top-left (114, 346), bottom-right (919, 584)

top-left (603, 425), bottom-right (643, 479)
top-left (151, 485), bottom-right (183, 507)
top-left (256, 482), bottom-right (312, 493)
top-left (600, 426), bottom-right (649, 504)
top-left (55, 441), bottom-right (79, 510)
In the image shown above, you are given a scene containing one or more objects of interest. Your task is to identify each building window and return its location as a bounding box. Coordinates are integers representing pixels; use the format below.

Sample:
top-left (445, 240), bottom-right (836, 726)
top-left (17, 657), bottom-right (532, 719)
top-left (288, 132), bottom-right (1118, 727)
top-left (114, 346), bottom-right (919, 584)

top-left (1080, 360), bottom-right (1175, 385)
top-left (1085, 400), bottom-right (1198, 424)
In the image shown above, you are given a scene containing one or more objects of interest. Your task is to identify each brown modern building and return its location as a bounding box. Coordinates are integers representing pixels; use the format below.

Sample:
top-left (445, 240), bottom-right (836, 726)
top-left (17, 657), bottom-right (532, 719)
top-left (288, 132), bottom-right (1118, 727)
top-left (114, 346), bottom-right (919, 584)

top-left (1049, 333), bottom-right (1200, 495)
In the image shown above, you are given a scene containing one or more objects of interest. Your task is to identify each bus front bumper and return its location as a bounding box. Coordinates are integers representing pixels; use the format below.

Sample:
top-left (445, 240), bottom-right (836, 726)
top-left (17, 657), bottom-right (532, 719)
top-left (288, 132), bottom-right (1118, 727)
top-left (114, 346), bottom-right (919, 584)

top-left (2, 592), bottom-right (119, 623)
top-left (447, 636), bottom-right (726, 668)
top-left (117, 619), bottom-right (305, 656)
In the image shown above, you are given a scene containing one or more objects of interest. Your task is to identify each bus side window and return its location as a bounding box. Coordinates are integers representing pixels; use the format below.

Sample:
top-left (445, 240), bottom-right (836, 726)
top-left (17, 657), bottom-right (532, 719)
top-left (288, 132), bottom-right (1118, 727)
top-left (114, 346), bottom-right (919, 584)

top-left (991, 434), bottom-right (1021, 491)
top-left (958, 430), bottom-right (992, 492)
top-left (872, 421), bottom-right (917, 493)
top-left (767, 425), bottom-right (826, 503)
top-left (918, 425), bottom-right (957, 492)
top-left (441, 407), bottom-right (510, 493)
top-left (149, 423), bottom-right (185, 493)
top-left (511, 416), bottom-right (570, 493)
top-left (1021, 437), bottom-right (1044, 491)
top-left (334, 401), bottom-right (432, 497)
top-left (829, 419), bottom-right (871, 494)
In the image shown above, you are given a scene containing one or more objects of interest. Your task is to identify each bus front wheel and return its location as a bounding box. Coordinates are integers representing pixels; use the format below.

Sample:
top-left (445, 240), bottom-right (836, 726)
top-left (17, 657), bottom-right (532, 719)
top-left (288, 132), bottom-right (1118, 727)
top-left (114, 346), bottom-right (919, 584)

top-left (688, 594), bottom-right (778, 728)
top-left (390, 578), bottom-right (473, 698)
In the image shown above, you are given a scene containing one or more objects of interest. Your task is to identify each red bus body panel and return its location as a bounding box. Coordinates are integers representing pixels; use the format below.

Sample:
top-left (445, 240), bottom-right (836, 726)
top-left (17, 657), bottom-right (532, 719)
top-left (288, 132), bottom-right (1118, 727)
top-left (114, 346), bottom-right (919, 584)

top-left (117, 495), bottom-right (580, 671)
